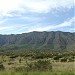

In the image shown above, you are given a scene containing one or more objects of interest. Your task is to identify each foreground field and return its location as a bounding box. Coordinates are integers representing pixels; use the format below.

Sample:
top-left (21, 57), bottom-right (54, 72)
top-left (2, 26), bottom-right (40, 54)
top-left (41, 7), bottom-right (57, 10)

top-left (0, 71), bottom-right (75, 75)
top-left (0, 58), bottom-right (75, 75)
top-left (0, 55), bottom-right (75, 71)
top-left (0, 50), bottom-right (75, 75)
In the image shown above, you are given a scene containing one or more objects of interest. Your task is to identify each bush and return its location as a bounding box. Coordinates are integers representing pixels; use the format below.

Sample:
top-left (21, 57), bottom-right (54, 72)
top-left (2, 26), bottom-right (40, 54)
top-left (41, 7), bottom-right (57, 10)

top-left (15, 66), bottom-right (27, 72)
top-left (0, 64), bottom-right (5, 70)
top-left (15, 60), bottom-right (52, 72)
top-left (53, 55), bottom-right (62, 61)
top-left (27, 60), bottom-right (52, 71)
top-left (19, 59), bottom-right (22, 63)
top-left (68, 58), bottom-right (74, 62)
top-left (8, 62), bottom-right (14, 65)
top-left (60, 58), bottom-right (67, 62)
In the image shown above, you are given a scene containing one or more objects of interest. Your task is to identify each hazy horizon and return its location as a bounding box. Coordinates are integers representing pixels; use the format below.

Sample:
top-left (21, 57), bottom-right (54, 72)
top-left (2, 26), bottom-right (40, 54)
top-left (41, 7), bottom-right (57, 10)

top-left (0, 31), bottom-right (74, 35)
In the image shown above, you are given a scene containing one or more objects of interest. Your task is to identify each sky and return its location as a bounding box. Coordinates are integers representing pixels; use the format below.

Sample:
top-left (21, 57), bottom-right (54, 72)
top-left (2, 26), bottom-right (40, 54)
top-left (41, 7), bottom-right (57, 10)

top-left (0, 0), bottom-right (75, 34)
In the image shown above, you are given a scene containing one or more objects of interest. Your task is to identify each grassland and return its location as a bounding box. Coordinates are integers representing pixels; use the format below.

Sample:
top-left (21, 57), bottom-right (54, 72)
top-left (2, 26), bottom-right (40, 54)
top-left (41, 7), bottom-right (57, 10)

top-left (0, 71), bottom-right (75, 75)
top-left (0, 50), bottom-right (75, 75)
top-left (0, 56), bottom-right (75, 75)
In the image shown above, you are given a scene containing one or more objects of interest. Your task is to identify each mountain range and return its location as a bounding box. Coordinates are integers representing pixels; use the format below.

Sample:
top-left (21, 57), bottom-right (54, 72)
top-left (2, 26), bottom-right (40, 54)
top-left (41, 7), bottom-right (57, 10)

top-left (0, 31), bottom-right (75, 51)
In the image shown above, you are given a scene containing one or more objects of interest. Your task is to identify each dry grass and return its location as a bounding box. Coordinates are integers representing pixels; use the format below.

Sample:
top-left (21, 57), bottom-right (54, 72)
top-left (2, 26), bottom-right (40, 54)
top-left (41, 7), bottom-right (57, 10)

top-left (0, 55), bottom-right (75, 72)
top-left (52, 62), bottom-right (75, 72)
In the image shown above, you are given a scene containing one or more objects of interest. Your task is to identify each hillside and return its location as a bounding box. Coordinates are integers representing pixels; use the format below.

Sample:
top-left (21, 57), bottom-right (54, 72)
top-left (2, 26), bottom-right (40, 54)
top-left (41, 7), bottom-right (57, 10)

top-left (0, 31), bottom-right (75, 51)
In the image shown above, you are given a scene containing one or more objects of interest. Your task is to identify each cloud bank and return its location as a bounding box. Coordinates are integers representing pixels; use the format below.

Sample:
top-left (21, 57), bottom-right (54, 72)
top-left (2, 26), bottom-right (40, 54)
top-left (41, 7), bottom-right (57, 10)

top-left (0, 0), bottom-right (74, 34)
top-left (0, 0), bottom-right (74, 16)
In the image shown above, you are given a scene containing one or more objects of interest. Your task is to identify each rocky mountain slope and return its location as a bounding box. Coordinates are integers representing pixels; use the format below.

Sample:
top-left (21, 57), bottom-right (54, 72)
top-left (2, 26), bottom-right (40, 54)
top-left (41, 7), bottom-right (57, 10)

top-left (0, 31), bottom-right (75, 51)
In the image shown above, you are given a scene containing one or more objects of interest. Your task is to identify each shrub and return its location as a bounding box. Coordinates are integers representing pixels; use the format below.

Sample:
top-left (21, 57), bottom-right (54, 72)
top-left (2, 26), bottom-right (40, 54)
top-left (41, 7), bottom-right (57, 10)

top-left (60, 58), bottom-right (67, 62)
top-left (0, 64), bottom-right (5, 70)
top-left (68, 58), bottom-right (74, 62)
top-left (19, 59), bottom-right (22, 63)
top-left (53, 55), bottom-right (62, 61)
top-left (27, 60), bottom-right (52, 71)
top-left (15, 66), bottom-right (27, 72)
top-left (15, 60), bottom-right (52, 72)
top-left (9, 55), bottom-right (17, 59)
top-left (8, 62), bottom-right (14, 65)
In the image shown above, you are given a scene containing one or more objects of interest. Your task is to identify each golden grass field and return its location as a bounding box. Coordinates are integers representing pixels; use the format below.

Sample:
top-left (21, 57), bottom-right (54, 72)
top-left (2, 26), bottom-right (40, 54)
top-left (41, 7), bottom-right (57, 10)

top-left (0, 55), bottom-right (75, 75)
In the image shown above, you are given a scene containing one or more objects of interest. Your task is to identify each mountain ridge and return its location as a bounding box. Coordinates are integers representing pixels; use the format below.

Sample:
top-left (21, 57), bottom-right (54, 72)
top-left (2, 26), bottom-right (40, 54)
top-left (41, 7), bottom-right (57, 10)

top-left (0, 31), bottom-right (75, 51)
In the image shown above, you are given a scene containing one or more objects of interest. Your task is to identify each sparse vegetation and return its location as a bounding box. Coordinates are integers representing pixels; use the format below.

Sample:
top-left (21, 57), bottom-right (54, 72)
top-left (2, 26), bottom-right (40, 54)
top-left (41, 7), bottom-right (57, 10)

top-left (0, 50), bottom-right (75, 75)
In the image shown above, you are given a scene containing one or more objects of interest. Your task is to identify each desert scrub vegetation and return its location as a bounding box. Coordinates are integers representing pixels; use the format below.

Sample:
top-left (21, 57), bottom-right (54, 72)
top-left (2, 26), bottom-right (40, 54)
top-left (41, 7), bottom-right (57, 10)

top-left (27, 60), bottom-right (52, 71)
top-left (0, 50), bottom-right (75, 75)
top-left (15, 60), bottom-right (52, 72)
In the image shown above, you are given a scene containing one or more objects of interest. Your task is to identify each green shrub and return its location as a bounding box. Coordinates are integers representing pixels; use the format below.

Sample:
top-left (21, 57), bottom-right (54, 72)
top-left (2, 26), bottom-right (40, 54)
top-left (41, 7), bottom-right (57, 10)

top-left (0, 64), bottom-right (5, 70)
top-left (68, 58), bottom-right (74, 62)
top-left (8, 62), bottom-right (14, 65)
top-left (15, 66), bottom-right (27, 72)
top-left (60, 58), bottom-right (67, 62)
top-left (19, 59), bottom-right (22, 63)
top-left (15, 60), bottom-right (52, 72)
top-left (53, 55), bottom-right (62, 61)
top-left (27, 60), bottom-right (52, 71)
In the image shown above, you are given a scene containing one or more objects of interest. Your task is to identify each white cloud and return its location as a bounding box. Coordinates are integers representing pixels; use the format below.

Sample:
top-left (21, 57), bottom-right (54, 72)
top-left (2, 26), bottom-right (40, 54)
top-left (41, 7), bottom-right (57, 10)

top-left (0, 17), bottom-right (74, 34)
top-left (0, 25), bottom-right (24, 31)
top-left (27, 17), bottom-right (74, 32)
top-left (22, 0), bottom-right (73, 13)
top-left (0, 26), bottom-right (17, 34)
top-left (0, 26), bottom-right (12, 31)
top-left (0, 0), bottom-right (74, 16)
top-left (0, 19), bottom-right (7, 24)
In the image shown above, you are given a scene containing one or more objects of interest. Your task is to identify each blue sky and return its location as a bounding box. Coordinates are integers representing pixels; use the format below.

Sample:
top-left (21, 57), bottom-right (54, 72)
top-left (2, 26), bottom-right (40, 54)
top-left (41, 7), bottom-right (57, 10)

top-left (0, 0), bottom-right (75, 34)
